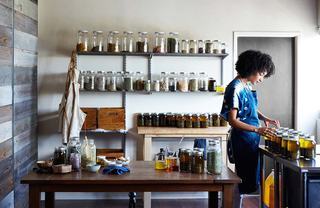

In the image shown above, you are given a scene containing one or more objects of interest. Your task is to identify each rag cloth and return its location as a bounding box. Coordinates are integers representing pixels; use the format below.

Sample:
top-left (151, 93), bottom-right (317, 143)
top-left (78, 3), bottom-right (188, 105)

top-left (103, 166), bottom-right (130, 175)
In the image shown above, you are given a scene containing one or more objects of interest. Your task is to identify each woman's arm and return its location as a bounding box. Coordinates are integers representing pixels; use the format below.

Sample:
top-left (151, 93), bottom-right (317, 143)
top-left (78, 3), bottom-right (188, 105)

top-left (258, 110), bottom-right (280, 127)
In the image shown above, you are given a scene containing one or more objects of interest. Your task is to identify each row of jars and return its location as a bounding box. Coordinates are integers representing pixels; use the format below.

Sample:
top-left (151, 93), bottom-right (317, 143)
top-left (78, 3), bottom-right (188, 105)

top-left (77, 30), bottom-right (227, 54)
top-left (137, 113), bottom-right (228, 128)
top-left (264, 127), bottom-right (317, 160)
top-left (80, 70), bottom-right (218, 92)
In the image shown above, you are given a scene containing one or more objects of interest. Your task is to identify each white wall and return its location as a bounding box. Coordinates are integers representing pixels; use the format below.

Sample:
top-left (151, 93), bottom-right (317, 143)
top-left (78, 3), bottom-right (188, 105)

top-left (38, 0), bottom-right (320, 199)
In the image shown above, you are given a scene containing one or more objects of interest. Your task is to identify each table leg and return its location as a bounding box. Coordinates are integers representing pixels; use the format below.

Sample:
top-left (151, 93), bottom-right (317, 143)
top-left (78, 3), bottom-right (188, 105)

top-left (29, 185), bottom-right (40, 208)
top-left (143, 192), bottom-right (151, 208)
top-left (274, 161), bottom-right (280, 208)
top-left (128, 192), bottom-right (136, 208)
top-left (208, 191), bottom-right (218, 208)
top-left (45, 192), bottom-right (55, 208)
top-left (223, 184), bottom-right (235, 208)
top-left (260, 152), bottom-right (265, 208)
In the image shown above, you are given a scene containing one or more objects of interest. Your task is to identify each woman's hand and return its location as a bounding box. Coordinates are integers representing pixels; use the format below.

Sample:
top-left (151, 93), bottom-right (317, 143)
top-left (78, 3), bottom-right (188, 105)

top-left (264, 118), bottom-right (280, 128)
top-left (255, 127), bottom-right (275, 136)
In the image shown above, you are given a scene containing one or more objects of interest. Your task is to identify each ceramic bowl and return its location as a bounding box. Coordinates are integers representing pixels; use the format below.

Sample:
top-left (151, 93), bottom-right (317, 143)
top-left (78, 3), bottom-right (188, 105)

top-left (86, 164), bottom-right (101, 172)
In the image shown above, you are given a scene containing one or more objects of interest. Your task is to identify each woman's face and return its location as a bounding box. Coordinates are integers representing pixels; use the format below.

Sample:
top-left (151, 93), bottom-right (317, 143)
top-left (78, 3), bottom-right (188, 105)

top-left (247, 71), bottom-right (267, 85)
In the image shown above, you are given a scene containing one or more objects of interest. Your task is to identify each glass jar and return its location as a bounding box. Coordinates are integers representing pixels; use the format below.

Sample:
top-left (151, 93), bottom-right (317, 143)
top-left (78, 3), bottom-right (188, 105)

top-left (192, 150), bottom-right (204, 174)
top-left (107, 71), bottom-right (117, 91)
top-left (70, 153), bottom-right (81, 171)
top-left (176, 114), bottom-right (185, 128)
top-left (198, 40), bottom-right (205, 54)
top-left (155, 148), bottom-right (166, 170)
top-left (124, 72), bottom-right (134, 91)
top-left (166, 156), bottom-right (178, 172)
top-left (213, 40), bottom-right (221, 54)
top-left (144, 113), bottom-right (152, 127)
top-left (67, 137), bottom-right (81, 164)
top-left (189, 40), bottom-right (198, 54)
top-left (188, 72), bottom-right (198, 92)
top-left (185, 113), bottom-right (193, 128)
top-left (299, 133), bottom-right (306, 158)
top-left (205, 40), bottom-right (213, 54)
top-left (152, 80), bottom-right (160, 92)
top-left (221, 42), bottom-right (227, 54)
top-left (165, 113), bottom-right (172, 127)
top-left (137, 113), bottom-right (144, 127)
top-left (135, 71), bottom-right (145, 91)
top-left (200, 113), bottom-right (209, 128)
top-left (179, 149), bottom-right (192, 172)
top-left (276, 131), bottom-right (283, 154)
top-left (77, 30), bottom-right (88, 52)
top-left (170, 114), bottom-right (177, 127)
top-left (287, 135), bottom-right (300, 160)
top-left (79, 71), bottom-right (86, 90)
top-left (208, 114), bottom-right (213, 127)
top-left (145, 80), bottom-right (151, 92)
top-left (151, 113), bottom-right (160, 127)
top-left (181, 40), bottom-right (189, 54)
top-left (53, 146), bottom-right (67, 165)
top-left (178, 72), bottom-right (189, 92)
top-left (136, 32), bottom-right (149, 53)
top-left (159, 113), bottom-right (166, 127)
top-left (220, 117), bottom-right (228, 127)
top-left (91, 30), bottom-right (104, 52)
top-left (212, 114), bottom-right (220, 127)
top-left (122, 31), bottom-right (134, 52)
top-left (169, 72), bottom-right (177, 92)
top-left (264, 134), bottom-right (270, 149)
top-left (281, 133), bottom-right (289, 157)
top-left (167, 32), bottom-right (179, 53)
top-left (160, 72), bottom-right (169, 91)
top-left (208, 77), bottom-right (216, 92)
top-left (304, 135), bottom-right (316, 159)
top-left (107, 31), bottom-right (120, 52)
top-left (198, 72), bottom-right (208, 91)
top-left (84, 71), bottom-right (95, 91)
top-left (153, 32), bottom-right (166, 53)
top-left (192, 114), bottom-right (200, 128)
top-left (87, 139), bottom-right (96, 165)
top-left (207, 139), bottom-right (222, 174)
top-left (116, 71), bottom-right (123, 91)
top-left (95, 71), bottom-right (106, 91)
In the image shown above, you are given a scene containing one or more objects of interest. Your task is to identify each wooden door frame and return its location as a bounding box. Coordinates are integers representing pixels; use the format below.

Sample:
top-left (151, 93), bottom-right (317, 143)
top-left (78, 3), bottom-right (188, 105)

top-left (233, 31), bottom-right (300, 129)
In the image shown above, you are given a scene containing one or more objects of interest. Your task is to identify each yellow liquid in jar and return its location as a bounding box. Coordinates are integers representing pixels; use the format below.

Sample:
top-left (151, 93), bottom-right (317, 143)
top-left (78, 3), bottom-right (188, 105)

top-left (155, 160), bottom-right (166, 170)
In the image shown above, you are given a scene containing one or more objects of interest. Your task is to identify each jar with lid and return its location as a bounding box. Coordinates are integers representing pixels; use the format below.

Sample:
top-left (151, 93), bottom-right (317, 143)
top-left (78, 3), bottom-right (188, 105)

top-left (144, 113), bottom-right (152, 127)
top-left (121, 31), bottom-right (134, 52)
top-left (67, 137), bottom-right (81, 164)
top-left (169, 72), bottom-right (177, 92)
top-left (116, 71), bottom-right (123, 91)
top-left (188, 72), bottom-right (198, 92)
top-left (212, 114), bottom-right (220, 126)
top-left (53, 146), bottom-right (67, 165)
top-left (304, 135), bottom-right (316, 159)
top-left (170, 114), bottom-right (177, 127)
top-left (152, 80), bottom-right (160, 92)
top-left (221, 42), bottom-right (227, 54)
top-left (151, 113), bottom-right (160, 127)
top-left (95, 71), bottom-right (106, 91)
top-left (181, 40), bottom-right (189, 54)
top-left (159, 113), bottom-right (166, 127)
top-left (155, 148), bottom-right (167, 170)
top-left (220, 117), bottom-right (228, 127)
top-left (213, 40), bottom-right (221, 54)
top-left (107, 31), bottom-right (120, 52)
top-left (208, 77), bottom-right (216, 92)
top-left (287, 135), bottom-right (300, 160)
top-left (198, 40), bottom-right (205, 53)
top-left (189, 40), bottom-right (198, 54)
top-left (205, 40), bottom-right (213, 54)
top-left (84, 71), bottom-right (95, 91)
top-left (275, 131), bottom-right (283, 154)
top-left (144, 80), bottom-right (151, 92)
top-left (137, 113), bottom-right (144, 127)
top-left (87, 139), bottom-right (96, 164)
top-left (160, 72), bottom-right (169, 91)
top-left (91, 31), bottom-right (104, 52)
top-left (166, 156), bottom-right (179, 172)
top-left (176, 114), bottom-right (185, 128)
top-left (136, 32), bottom-right (149, 53)
top-left (79, 71), bottom-right (86, 90)
top-left (167, 32), bottom-right (179, 53)
top-left (207, 139), bottom-right (222, 174)
top-left (77, 30), bottom-right (88, 52)
top-left (281, 133), bottom-right (289, 157)
top-left (153, 32), bottom-right (166, 53)
top-left (185, 113), bottom-right (193, 128)
top-left (179, 149), bottom-right (192, 172)
top-left (107, 71), bottom-right (117, 91)
top-left (70, 153), bottom-right (81, 171)
top-left (124, 72), bottom-right (134, 91)
top-left (165, 113), bottom-right (172, 127)
top-left (192, 150), bottom-right (204, 174)
top-left (135, 71), bottom-right (145, 91)
top-left (198, 72), bottom-right (208, 91)
top-left (192, 114), bottom-right (200, 128)
top-left (200, 113), bottom-right (209, 128)
top-left (208, 114), bottom-right (213, 127)
top-left (299, 133), bottom-right (306, 158)
top-left (178, 72), bottom-right (189, 92)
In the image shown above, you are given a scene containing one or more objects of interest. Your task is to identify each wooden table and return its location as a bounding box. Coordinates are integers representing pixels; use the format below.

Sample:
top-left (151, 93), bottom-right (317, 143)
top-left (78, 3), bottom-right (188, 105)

top-left (21, 161), bottom-right (240, 208)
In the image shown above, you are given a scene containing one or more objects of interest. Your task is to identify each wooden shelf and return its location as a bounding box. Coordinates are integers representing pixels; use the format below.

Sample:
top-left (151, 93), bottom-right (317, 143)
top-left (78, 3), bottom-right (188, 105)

top-left (80, 90), bottom-right (224, 95)
top-left (81, 129), bottom-right (127, 134)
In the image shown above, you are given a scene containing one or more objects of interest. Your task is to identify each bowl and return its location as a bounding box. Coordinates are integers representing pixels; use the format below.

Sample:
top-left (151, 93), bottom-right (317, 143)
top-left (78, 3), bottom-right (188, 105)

top-left (37, 160), bottom-right (53, 169)
top-left (86, 164), bottom-right (101, 172)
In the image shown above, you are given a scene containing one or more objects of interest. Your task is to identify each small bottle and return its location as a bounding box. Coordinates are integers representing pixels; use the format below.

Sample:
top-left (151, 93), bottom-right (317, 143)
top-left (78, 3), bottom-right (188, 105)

top-left (88, 139), bottom-right (96, 165)
top-left (122, 31), bottom-right (134, 52)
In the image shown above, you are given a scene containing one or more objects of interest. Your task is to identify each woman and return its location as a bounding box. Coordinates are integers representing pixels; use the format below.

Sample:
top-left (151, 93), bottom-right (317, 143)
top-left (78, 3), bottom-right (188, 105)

top-left (220, 50), bottom-right (280, 194)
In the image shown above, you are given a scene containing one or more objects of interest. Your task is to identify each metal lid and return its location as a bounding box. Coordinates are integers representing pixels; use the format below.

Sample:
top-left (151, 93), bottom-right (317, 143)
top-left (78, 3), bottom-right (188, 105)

top-left (155, 32), bottom-right (165, 35)
top-left (181, 39), bottom-right (189, 42)
top-left (169, 32), bottom-right (179, 35)
top-left (93, 30), bottom-right (103, 34)
top-left (123, 31), bottom-right (133, 34)
top-left (138, 32), bottom-right (148, 35)
top-left (78, 30), bottom-right (88, 33)
top-left (193, 151), bottom-right (203, 156)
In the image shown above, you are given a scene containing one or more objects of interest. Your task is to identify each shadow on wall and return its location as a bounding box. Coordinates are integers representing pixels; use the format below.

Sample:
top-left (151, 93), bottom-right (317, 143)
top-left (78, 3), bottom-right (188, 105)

top-left (39, 72), bottom-right (68, 95)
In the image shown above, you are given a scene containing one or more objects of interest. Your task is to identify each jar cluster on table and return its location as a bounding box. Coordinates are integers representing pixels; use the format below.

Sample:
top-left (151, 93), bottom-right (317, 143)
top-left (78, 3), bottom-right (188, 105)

top-left (137, 112), bottom-right (228, 128)
top-left (76, 30), bottom-right (228, 54)
top-left (264, 127), bottom-right (317, 160)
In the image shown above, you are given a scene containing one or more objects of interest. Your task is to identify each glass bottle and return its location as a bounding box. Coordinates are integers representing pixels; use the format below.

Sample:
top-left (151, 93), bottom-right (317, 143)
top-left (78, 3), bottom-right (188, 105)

top-left (53, 146), bottom-right (67, 165)
top-left (122, 31), bottom-right (134, 52)
top-left (192, 114), bottom-right (200, 128)
top-left (192, 150), bottom-right (204, 174)
top-left (160, 72), bottom-right (169, 92)
top-left (151, 113), bottom-right (160, 127)
top-left (287, 135), bottom-right (300, 160)
top-left (188, 72), bottom-right (198, 92)
top-left (304, 135), bottom-right (316, 159)
top-left (67, 137), bottom-right (81, 164)
top-left (179, 149), bottom-right (192, 172)
top-left (281, 133), bottom-right (289, 157)
top-left (155, 148), bottom-right (167, 170)
top-left (153, 32), bottom-right (166, 53)
top-left (220, 117), bottom-right (228, 127)
top-left (144, 113), bottom-right (152, 127)
top-left (221, 42), bottom-right (227, 54)
top-left (95, 71), bottom-right (106, 91)
top-left (108, 71), bottom-right (117, 91)
top-left (176, 114), bottom-right (185, 128)
top-left (79, 71), bottom-right (86, 90)
top-left (167, 32), bottom-right (179, 53)
top-left (199, 72), bottom-right (208, 91)
top-left (169, 72), bottom-right (177, 92)
top-left (124, 72), bottom-right (134, 91)
top-left (84, 71), bottom-right (95, 91)
top-left (135, 71), bottom-right (145, 91)
top-left (208, 77), bottom-right (216, 92)
top-left (137, 113), bottom-right (144, 127)
top-left (213, 40), bottom-right (221, 54)
top-left (107, 31), bottom-right (120, 52)
top-left (116, 71), bottom-right (123, 91)
top-left (212, 113), bottom-right (220, 127)
top-left (91, 30), bottom-right (104, 52)
top-left (159, 113), bottom-right (166, 127)
top-left (88, 139), bottom-right (96, 165)
top-left (200, 113), bottom-right (209, 128)
top-left (299, 133), bottom-right (306, 158)
top-left (77, 30), bottom-right (88, 52)
top-left (207, 139), bottom-right (222, 174)
top-left (136, 32), bottom-right (149, 53)
top-left (185, 113), bottom-right (193, 128)
top-left (198, 40), bottom-right (205, 54)
top-left (205, 40), bottom-right (213, 54)
top-left (189, 40), bottom-right (198, 54)
top-left (178, 72), bottom-right (189, 92)
top-left (145, 80), bottom-right (151, 92)
top-left (181, 40), bottom-right (189, 54)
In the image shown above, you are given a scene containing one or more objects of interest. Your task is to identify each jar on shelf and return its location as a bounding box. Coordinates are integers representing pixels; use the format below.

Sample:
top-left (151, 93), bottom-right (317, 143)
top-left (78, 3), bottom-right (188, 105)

top-left (152, 80), bottom-right (160, 92)
top-left (188, 72), bottom-right (198, 92)
top-left (304, 135), bottom-right (316, 159)
top-left (205, 40), bottom-right (213, 54)
top-left (91, 30), bottom-right (104, 52)
top-left (135, 71), bottom-right (145, 91)
top-left (116, 71), bottom-right (124, 91)
top-left (208, 113), bottom-right (213, 127)
top-left (84, 71), bottom-right (95, 91)
top-left (107, 31), bottom-right (120, 52)
top-left (143, 113), bottom-right (152, 127)
top-left (169, 72), bottom-right (177, 92)
top-left (167, 32), bottom-right (179, 53)
top-left (145, 80), bottom-right (151, 92)
top-left (79, 71), bottom-right (86, 90)
top-left (160, 72), bottom-right (169, 91)
top-left (136, 32), bottom-right (149, 53)
top-left (77, 30), bottom-right (88, 52)
top-left (198, 72), bottom-right (208, 91)
top-left (165, 113), bottom-right (172, 127)
top-left (281, 133), bottom-right (289, 157)
top-left (213, 40), bottom-right (221, 54)
top-left (180, 40), bottom-right (189, 54)
top-left (137, 113), bottom-right (144, 127)
top-left (176, 114), bottom-right (185, 128)
top-left (170, 114), bottom-right (177, 127)
top-left (122, 31), bottom-right (134, 52)
top-left (95, 71), bottom-right (106, 91)
top-left (107, 71), bottom-right (117, 91)
top-left (220, 117), bottom-right (228, 127)
top-left (212, 114), bottom-right (220, 127)
top-left (151, 113), bottom-right (160, 127)
top-left (124, 72), bottom-right (134, 91)
top-left (153, 32), bottom-right (166, 53)
top-left (198, 40), bottom-right (205, 54)
top-left (67, 137), bottom-right (81, 164)
top-left (185, 113), bottom-right (193, 128)
top-left (179, 149), bottom-right (192, 172)
top-left (200, 113), bottom-right (209, 128)
top-left (189, 40), bottom-right (198, 54)
top-left (159, 113), bottom-right (166, 127)
top-left (53, 146), bottom-right (67, 165)
top-left (178, 72), bottom-right (189, 92)
top-left (299, 133), bottom-right (306, 158)
top-left (192, 150), bottom-right (204, 174)
top-left (221, 42), bottom-right (227, 54)
top-left (208, 77), bottom-right (216, 92)
top-left (287, 135), bottom-right (300, 160)
top-left (192, 114), bottom-right (200, 128)
top-left (207, 139), bottom-right (222, 174)
top-left (275, 131), bottom-right (283, 154)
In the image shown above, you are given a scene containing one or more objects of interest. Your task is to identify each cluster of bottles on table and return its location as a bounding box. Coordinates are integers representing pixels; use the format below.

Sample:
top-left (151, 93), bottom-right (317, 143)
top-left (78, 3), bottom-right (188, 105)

top-left (77, 30), bottom-right (227, 54)
top-left (137, 112), bottom-right (228, 128)
top-left (264, 127), bottom-right (317, 160)
top-left (155, 139), bottom-right (222, 175)
top-left (52, 137), bottom-right (97, 172)
top-left (79, 70), bottom-right (225, 93)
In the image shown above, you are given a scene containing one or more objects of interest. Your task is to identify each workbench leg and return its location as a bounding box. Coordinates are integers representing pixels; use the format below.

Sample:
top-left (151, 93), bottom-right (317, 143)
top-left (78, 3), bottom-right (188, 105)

top-left (208, 191), bottom-right (218, 208)
top-left (143, 192), bottom-right (151, 208)
top-left (223, 184), bottom-right (235, 208)
top-left (45, 192), bottom-right (55, 208)
top-left (128, 192), bottom-right (136, 208)
top-left (260, 152), bottom-right (265, 208)
top-left (29, 185), bottom-right (40, 208)
top-left (274, 161), bottom-right (280, 208)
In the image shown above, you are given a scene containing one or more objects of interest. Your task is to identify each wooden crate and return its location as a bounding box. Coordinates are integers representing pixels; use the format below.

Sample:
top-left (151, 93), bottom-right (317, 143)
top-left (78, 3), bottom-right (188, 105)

top-left (98, 108), bottom-right (125, 130)
top-left (96, 149), bottom-right (124, 159)
top-left (81, 108), bottom-right (97, 130)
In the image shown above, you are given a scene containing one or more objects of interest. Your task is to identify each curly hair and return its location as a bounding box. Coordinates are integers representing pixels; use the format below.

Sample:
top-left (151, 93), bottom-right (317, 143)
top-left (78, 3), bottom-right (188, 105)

top-left (235, 50), bottom-right (275, 78)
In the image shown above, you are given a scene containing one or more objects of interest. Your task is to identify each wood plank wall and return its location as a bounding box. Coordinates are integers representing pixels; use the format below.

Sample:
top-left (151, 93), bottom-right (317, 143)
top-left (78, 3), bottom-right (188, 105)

top-left (0, 0), bottom-right (37, 207)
